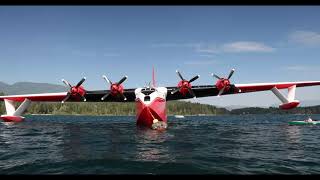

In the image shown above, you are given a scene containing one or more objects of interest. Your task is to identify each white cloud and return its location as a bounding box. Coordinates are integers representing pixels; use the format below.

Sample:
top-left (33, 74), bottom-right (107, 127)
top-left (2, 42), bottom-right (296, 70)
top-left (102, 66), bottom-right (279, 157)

top-left (222, 41), bottom-right (275, 52)
top-left (151, 43), bottom-right (198, 48)
top-left (286, 65), bottom-right (308, 71)
top-left (71, 50), bottom-right (120, 57)
top-left (195, 44), bottom-right (219, 53)
top-left (151, 41), bottom-right (275, 54)
top-left (199, 54), bottom-right (215, 58)
top-left (195, 41), bottom-right (275, 54)
top-left (285, 65), bottom-right (320, 71)
top-left (184, 60), bottom-right (217, 65)
top-left (289, 30), bottom-right (320, 46)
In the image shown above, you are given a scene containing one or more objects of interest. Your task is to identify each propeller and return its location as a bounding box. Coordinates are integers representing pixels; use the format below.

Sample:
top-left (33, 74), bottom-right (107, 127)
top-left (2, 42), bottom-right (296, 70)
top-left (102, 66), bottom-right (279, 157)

top-left (61, 77), bottom-right (87, 103)
top-left (212, 68), bottom-right (237, 97)
top-left (171, 70), bottom-right (200, 98)
top-left (101, 75), bottom-right (128, 101)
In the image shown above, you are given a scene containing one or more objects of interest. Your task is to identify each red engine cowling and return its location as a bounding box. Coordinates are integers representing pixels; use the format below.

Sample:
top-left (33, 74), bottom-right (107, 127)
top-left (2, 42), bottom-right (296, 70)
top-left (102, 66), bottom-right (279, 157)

top-left (101, 75), bottom-right (128, 101)
top-left (212, 69), bottom-right (236, 96)
top-left (110, 83), bottom-right (124, 96)
top-left (215, 78), bottom-right (231, 91)
top-left (70, 86), bottom-right (86, 97)
top-left (279, 101), bottom-right (300, 110)
top-left (177, 80), bottom-right (192, 96)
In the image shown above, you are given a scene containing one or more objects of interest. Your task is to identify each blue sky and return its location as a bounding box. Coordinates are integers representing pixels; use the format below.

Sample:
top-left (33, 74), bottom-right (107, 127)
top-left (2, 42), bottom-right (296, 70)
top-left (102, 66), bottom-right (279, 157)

top-left (1, 6), bottom-right (320, 107)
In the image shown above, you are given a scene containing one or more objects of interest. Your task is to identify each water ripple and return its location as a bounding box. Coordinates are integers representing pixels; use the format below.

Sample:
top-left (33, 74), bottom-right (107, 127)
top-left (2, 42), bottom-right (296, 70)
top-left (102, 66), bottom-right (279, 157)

top-left (1, 114), bottom-right (320, 174)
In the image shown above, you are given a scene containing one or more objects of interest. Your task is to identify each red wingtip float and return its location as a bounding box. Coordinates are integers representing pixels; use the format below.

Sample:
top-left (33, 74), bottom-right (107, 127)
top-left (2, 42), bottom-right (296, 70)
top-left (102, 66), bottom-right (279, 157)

top-left (1, 68), bottom-right (320, 130)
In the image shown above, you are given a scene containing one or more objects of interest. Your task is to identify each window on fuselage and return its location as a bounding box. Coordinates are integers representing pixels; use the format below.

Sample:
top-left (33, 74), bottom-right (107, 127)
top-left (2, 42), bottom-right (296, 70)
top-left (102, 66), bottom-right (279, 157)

top-left (144, 95), bottom-right (150, 101)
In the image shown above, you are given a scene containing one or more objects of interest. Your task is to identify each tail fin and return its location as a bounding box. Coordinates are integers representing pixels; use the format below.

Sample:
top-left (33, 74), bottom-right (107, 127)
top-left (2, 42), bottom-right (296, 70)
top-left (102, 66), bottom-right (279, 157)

top-left (152, 66), bottom-right (156, 88)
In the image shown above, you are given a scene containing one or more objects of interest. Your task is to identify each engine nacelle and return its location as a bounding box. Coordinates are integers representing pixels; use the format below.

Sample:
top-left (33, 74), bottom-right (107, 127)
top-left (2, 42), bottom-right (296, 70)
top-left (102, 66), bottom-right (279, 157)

top-left (279, 100), bottom-right (300, 110)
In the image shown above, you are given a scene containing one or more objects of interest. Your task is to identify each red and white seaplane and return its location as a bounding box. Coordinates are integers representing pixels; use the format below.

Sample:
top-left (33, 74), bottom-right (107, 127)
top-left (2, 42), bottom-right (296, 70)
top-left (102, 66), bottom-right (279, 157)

top-left (1, 68), bottom-right (320, 130)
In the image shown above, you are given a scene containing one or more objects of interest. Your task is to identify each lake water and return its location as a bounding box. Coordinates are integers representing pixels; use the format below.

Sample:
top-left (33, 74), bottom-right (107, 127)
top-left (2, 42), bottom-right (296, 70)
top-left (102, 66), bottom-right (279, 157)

top-left (1, 114), bottom-right (320, 174)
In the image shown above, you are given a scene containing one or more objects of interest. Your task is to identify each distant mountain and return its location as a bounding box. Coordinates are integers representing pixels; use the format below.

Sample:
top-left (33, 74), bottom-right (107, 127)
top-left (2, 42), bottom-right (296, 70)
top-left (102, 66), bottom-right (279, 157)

top-left (299, 100), bottom-right (320, 107)
top-left (0, 82), bottom-right (9, 92)
top-left (0, 81), bottom-right (68, 95)
top-left (270, 100), bottom-right (320, 108)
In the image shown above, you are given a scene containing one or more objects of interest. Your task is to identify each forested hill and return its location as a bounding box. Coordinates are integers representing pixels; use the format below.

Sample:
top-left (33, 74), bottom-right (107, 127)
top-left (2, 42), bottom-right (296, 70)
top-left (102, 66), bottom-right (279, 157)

top-left (1, 91), bottom-right (320, 115)
top-left (0, 101), bottom-right (229, 116)
top-left (0, 82), bottom-right (67, 95)
top-left (230, 106), bottom-right (320, 115)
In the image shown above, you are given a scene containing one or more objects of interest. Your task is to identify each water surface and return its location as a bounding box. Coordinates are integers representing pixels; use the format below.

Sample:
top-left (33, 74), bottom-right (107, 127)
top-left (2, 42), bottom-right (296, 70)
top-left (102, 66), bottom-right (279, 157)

top-left (1, 114), bottom-right (320, 174)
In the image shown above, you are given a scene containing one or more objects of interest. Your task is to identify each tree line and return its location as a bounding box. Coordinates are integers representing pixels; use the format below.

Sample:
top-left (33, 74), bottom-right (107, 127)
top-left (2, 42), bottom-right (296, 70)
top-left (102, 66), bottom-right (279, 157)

top-left (229, 106), bottom-right (320, 115)
top-left (1, 91), bottom-right (320, 115)
top-left (0, 91), bottom-right (227, 115)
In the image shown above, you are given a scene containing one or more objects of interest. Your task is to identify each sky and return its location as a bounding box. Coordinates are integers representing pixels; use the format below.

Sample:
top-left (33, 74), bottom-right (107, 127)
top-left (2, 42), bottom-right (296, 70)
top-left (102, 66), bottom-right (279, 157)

top-left (1, 6), bottom-right (320, 107)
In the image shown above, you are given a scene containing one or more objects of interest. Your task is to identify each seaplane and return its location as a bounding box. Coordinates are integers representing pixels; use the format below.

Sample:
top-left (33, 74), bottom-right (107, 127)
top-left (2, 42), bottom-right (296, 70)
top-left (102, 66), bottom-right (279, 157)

top-left (1, 68), bottom-right (320, 130)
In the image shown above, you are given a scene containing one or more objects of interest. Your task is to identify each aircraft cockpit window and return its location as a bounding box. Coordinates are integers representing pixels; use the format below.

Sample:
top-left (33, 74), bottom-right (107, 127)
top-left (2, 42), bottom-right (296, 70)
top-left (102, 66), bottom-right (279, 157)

top-left (144, 95), bottom-right (151, 101)
top-left (141, 89), bottom-right (155, 95)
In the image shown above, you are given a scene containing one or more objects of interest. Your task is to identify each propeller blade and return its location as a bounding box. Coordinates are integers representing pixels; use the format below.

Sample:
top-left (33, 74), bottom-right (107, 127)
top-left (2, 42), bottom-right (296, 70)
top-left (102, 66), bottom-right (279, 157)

top-left (212, 73), bottom-right (222, 80)
top-left (120, 93), bottom-right (127, 101)
top-left (76, 77), bottom-right (86, 88)
top-left (217, 86), bottom-right (226, 97)
top-left (117, 76), bottom-right (128, 85)
top-left (62, 79), bottom-right (72, 88)
top-left (187, 87), bottom-right (196, 98)
top-left (102, 75), bottom-right (112, 85)
top-left (189, 75), bottom-right (200, 83)
top-left (61, 92), bottom-right (71, 103)
top-left (176, 70), bottom-right (185, 81)
top-left (171, 87), bottom-right (181, 94)
top-left (101, 92), bottom-right (110, 101)
top-left (227, 69), bottom-right (235, 80)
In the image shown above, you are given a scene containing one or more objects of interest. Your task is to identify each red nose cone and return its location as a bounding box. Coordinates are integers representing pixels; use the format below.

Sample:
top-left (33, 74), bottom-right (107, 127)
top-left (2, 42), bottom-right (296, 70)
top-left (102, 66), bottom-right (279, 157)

top-left (111, 84), bottom-right (118, 91)
top-left (183, 81), bottom-right (189, 86)
top-left (216, 79), bottom-right (231, 90)
top-left (177, 80), bottom-right (192, 96)
top-left (111, 84), bottom-right (124, 95)
top-left (71, 86), bottom-right (86, 97)
top-left (71, 87), bottom-right (77, 93)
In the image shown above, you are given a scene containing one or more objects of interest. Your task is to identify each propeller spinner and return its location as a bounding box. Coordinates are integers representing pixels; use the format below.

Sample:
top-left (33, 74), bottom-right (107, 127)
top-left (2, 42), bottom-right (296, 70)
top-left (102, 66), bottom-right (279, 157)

top-left (61, 77), bottom-right (87, 103)
top-left (212, 68), bottom-right (238, 97)
top-left (171, 70), bottom-right (200, 98)
top-left (101, 75), bottom-right (128, 101)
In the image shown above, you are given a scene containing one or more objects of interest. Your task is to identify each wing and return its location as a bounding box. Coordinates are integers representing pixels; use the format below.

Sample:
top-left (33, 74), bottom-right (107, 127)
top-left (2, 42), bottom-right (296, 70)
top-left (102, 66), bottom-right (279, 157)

top-left (0, 92), bottom-right (68, 102)
top-left (0, 89), bottom-right (137, 102)
top-left (166, 81), bottom-right (320, 101)
top-left (235, 81), bottom-right (320, 93)
top-left (84, 89), bottom-right (136, 102)
top-left (1, 81), bottom-right (320, 102)
top-left (166, 85), bottom-right (218, 100)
